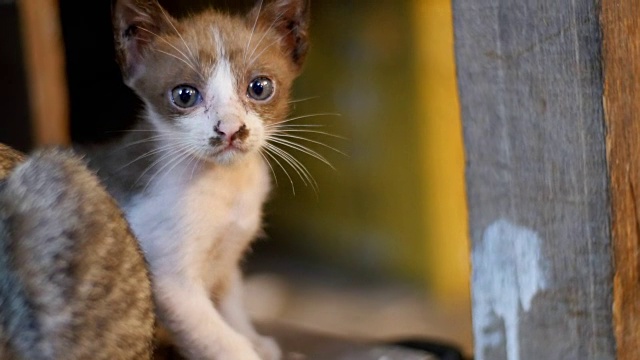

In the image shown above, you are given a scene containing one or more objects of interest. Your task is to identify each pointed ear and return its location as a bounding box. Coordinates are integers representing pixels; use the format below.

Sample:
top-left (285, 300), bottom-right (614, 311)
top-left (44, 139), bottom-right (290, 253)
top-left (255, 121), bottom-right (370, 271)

top-left (112, 0), bottom-right (173, 84)
top-left (248, 0), bottom-right (311, 71)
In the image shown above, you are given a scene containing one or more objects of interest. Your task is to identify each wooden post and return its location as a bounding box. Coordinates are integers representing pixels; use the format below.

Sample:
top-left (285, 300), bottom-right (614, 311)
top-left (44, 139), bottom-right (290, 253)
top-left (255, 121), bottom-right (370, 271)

top-left (454, 0), bottom-right (621, 359)
top-left (601, 0), bottom-right (640, 359)
top-left (17, 0), bottom-right (69, 146)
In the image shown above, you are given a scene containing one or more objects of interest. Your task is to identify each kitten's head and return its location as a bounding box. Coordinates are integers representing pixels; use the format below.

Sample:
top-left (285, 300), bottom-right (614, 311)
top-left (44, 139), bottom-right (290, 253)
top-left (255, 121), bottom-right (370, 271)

top-left (113, 0), bottom-right (310, 165)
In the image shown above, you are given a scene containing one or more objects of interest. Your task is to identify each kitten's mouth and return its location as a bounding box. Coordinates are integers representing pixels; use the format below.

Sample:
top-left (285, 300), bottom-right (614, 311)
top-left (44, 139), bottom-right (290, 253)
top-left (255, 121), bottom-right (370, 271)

top-left (200, 142), bottom-right (249, 163)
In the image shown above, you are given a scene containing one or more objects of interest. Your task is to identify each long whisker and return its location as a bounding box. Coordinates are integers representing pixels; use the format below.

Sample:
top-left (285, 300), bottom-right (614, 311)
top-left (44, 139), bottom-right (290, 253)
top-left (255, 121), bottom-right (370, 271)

top-left (188, 149), bottom-right (204, 182)
top-left (269, 133), bottom-right (347, 156)
top-left (157, 4), bottom-right (199, 67)
top-left (266, 124), bottom-right (325, 129)
top-left (143, 145), bottom-right (193, 193)
top-left (244, 12), bottom-right (283, 70)
top-left (244, 0), bottom-right (263, 64)
top-left (137, 26), bottom-right (204, 79)
top-left (266, 143), bottom-right (318, 193)
top-left (153, 49), bottom-right (203, 79)
top-left (263, 146), bottom-right (296, 194)
top-left (265, 144), bottom-right (309, 187)
top-left (108, 129), bottom-right (176, 134)
top-left (121, 141), bottom-right (190, 172)
top-left (247, 28), bottom-right (294, 69)
top-left (259, 149), bottom-right (278, 188)
top-left (267, 137), bottom-right (335, 170)
top-left (120, 134), bottom-right (190, 149)
top-left (271, 113), bottom-right (342, 126)
top-left (134, 142), bottom-right (191, 188)
top-left (267, 129), bottom-right (347, 140)
top-left (288, 96), bottom-right (320, 104)
top-left (161, 145), bottom-right (197, 184)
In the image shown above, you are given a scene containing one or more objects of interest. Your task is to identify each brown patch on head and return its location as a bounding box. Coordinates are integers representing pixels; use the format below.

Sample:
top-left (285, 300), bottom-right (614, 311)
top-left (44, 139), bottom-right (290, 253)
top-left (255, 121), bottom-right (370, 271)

top-left (112, 0), bottom-right (312, 156)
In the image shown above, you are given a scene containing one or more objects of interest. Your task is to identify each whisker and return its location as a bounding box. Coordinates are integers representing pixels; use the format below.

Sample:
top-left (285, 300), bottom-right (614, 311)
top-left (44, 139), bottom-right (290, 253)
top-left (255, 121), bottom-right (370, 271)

top-left (259, 149), bottom-right (278, 188)
top-left (266, 124), bottom-right (325, 129)
top-left (157, 4), bottom-right (199, 68)
top-left (269, 133), bottom-right (347, 156)
top-left (271, 113), bottom-right (342, 126)
top-left (178, 145), bottom-right (200, 182)
top-left (243, 0), bottom-right (264, 64)
top-left (288, 96), bottom-right (320, 104)
top-left (269, 144), bottom-right (318, 187)
top-left (266, 143), bottom-right (318, 193)
top-left (121, 135), bottom-right (190, 149)
top-left (162, 146), bottom-right (196, 184)
top-left (120, 142), bottom-right (190, 172)
top-left (244, 12), bottom-right (283, 70)
top-left (267, 129), bottom-right (347, 140)
top-left (265, 144), bottom-right (309, 187)
top-left (189, 149), bottom-right (204, 182)
top-left (112, 129), bottom-right (176, 134)
top-left (153, 49), bottom-right (203, 79)
top-left (267, 137), bottom-right (335, 170)
top-left (247, 28), bottom-right (294, 69)
top-left (263, 146), bottom-right (296, 194)
top-left (134, 142), bottom-right (191, 188)
top-left (143, 145), bottom-right (193, 193)
top-left (137, 26), bottom-right (204, 79)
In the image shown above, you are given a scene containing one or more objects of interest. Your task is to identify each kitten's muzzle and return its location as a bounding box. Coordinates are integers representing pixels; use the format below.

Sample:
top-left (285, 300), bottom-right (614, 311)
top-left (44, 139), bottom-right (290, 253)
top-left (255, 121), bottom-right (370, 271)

top-left (210, 123), bottom-right (250, 148)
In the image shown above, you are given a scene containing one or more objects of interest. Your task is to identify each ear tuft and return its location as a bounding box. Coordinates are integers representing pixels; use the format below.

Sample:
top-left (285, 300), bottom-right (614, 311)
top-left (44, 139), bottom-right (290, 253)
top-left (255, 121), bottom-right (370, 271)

top-left (248, 0), bottom-right (311, 71)
top-left (112, 0), bottom-right (173, 84)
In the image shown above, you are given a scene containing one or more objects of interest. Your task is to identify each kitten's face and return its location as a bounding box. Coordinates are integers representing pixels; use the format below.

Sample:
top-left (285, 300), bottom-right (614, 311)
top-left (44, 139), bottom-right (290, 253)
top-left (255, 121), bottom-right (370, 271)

top-left (114, 0), bottom-right (309, 165)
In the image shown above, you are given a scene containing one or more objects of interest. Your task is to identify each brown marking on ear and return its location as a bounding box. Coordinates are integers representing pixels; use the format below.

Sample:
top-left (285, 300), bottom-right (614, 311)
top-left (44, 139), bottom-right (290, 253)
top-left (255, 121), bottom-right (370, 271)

top-left (112, 0), bottom-right (175, 84)
top-left (247, 0), bottom-right (311, 71)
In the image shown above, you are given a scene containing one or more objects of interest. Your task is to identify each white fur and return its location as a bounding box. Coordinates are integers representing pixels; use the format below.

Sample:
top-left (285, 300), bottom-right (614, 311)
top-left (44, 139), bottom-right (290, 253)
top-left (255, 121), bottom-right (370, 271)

top-left (125, 152), bottom-right (271, 359)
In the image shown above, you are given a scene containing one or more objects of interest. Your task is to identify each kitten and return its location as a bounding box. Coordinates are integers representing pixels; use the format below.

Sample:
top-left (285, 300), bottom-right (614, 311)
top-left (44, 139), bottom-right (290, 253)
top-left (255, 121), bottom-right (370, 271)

top-left (81, 0), bottom-right (310, 358)
top-left (0, 145), bottom-right (154, 359)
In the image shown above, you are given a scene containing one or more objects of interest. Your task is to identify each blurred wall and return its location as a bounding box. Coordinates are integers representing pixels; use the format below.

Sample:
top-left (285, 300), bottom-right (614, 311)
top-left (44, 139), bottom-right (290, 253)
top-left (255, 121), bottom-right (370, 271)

top-left (266, 0), bottom-right (428, 284)
top-left (265, 0), bottom-right (470, 299)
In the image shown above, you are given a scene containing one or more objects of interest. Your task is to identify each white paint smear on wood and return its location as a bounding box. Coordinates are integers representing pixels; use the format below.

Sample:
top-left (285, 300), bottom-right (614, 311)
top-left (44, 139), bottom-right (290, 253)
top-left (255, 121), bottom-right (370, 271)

top-left (473, 219), bottom-right (547, 360)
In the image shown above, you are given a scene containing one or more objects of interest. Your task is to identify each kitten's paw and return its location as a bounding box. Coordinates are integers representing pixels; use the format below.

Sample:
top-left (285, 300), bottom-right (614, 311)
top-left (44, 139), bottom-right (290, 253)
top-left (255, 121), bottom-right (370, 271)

top-left (252, 335), bottom-right (282, 360)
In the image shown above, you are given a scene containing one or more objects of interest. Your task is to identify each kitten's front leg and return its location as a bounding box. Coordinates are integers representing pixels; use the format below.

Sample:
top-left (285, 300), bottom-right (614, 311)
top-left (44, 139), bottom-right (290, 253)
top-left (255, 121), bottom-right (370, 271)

top-left (155, 276), bottom-right (261, 360)
top-left (219, 270), bottom-right (282, 360)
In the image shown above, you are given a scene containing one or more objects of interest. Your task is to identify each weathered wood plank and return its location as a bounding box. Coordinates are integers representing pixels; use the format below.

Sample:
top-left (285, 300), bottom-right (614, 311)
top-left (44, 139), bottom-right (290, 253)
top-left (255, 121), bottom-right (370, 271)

top-left (453, 1), bottom-right (615, 359)
top-left (601, 1), bottom-right (640, 358)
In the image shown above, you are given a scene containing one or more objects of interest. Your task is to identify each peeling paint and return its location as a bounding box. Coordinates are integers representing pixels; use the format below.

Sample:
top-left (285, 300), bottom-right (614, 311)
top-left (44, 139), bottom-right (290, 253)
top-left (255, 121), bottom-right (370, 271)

top-left (473, 219), bottom-right (547, 360)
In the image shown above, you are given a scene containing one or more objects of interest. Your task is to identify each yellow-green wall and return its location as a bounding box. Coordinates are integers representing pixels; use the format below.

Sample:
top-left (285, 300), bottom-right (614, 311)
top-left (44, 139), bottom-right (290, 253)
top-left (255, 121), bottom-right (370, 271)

top-left (266, 0), bottom-right (470, 300)
top-left (413, 0), bottom-right (470, 298)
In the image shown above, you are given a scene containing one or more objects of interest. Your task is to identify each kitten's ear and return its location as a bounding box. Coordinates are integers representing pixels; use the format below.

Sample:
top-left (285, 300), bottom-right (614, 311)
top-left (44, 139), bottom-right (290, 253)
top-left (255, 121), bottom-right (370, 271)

top-left (112, 0), bottom-right (173, 84)
top-left (248, 0), bottom-right (310, 71)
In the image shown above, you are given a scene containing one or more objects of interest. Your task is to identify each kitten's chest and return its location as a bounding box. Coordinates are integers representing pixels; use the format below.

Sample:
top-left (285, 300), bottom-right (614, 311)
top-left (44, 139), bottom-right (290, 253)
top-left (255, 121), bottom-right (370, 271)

top-left (126, 155), bottom-right (270, 273)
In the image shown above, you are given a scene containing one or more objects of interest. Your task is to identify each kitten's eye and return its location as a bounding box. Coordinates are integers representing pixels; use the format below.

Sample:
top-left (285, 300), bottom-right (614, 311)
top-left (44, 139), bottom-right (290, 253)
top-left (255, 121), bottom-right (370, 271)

top-left (171, 85), bottom-right (201, 108)
top-left (247, 77), bottom-right (274, 101)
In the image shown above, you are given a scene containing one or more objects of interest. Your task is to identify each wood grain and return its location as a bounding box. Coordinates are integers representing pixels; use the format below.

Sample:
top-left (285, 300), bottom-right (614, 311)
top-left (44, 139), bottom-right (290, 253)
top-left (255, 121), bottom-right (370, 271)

top-left (601, 1), bottom-right (640, 358)
top-left (17, 0), bottom-right (69, 146)
top-left (453, 0), bottom-right (615, 358)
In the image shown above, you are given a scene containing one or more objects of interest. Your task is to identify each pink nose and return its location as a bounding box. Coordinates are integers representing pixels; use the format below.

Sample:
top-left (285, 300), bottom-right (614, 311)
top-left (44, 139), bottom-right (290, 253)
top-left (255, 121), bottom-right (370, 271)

top-left (214, 121), bottom-right (249, 142)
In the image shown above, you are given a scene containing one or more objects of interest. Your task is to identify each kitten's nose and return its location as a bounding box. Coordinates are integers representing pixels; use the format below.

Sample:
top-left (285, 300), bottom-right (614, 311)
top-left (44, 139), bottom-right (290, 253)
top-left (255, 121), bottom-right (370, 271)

top-left (214, 121), bottom-right (249, 142)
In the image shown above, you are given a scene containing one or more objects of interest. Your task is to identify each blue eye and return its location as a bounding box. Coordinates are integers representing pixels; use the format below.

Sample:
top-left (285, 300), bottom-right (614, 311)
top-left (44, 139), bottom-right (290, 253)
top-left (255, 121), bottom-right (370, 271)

top-left (171, 85), bottom-right (201, 108)
top-left (247, 77), bottom-right (274, 101)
